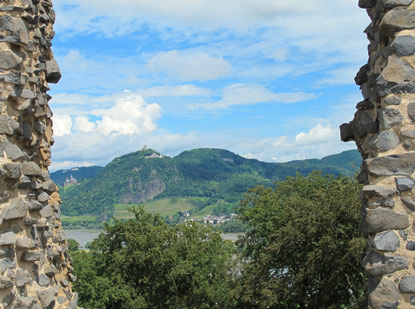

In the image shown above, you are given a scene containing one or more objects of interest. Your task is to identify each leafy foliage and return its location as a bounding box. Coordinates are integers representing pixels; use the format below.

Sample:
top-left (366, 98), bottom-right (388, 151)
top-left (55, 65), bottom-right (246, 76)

top-left (67, 238), bottom-right (80, 252)
top-left (60, 148), bottom-right (361, 217)
top-left (71, 206), bottom-right (236, 309)
top-left (233, 172), bottom-right (366, 308)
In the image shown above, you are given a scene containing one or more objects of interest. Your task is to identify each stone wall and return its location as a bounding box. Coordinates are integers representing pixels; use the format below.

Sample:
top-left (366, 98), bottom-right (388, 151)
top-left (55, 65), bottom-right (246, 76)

top-left (341, 0), bottom-right (415, 307)
top-left (0, 0), bottom-right (77, 308)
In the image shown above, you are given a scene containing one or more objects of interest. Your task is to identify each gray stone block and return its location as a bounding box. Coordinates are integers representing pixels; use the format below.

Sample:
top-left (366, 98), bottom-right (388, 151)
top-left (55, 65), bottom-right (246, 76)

top-left (385, 96), bottom-right (401, 106)
top-left (23, 216), bottom-right (37, 226)
top-left (379, 108), bottom-right (403, 130)
top-left (22, 161), bottom-right (42, 176)
top-left (0, 115), bottom-right (19, 135)
top-left (40, 205), bottom-right (53, 218)
top-left (69, 293), bottom-right (78, 309)
top-left (359, 0), bottom-right (377, 8)
top-left (0, 141), bottom-right (24, 161)
top-left (366, 153), bottom-right (415, 176)
top-left (399, 230), bottom-right (408, 240)
top-left (339, 122), bottom-right (354, 142)
top-left (384, 0), bottom-right (414, 8)
top-left (365, 208), bottom-right (409, 233)
top-left (28, 201), bottom-right (43, 211)
top-left (0, 257), bottom-right (16, 273)
top-left (0, 275), bottom-right (13, 290)
top-left (400, 128), bottom-right (415, 138)
top-left (13, 296), bottom-right (40, 309)
top-left (406, 240), bottom-right (415, 250)
top-left (374, 131), bottom-right (400, 151)
top-left (0, 232), bottom-right (17, 246)
top-left (38, 274), bottom-right (50, 286)
top-left (399, 276), bottom-right (415, 293)
top-left (1, 198), bottom-right (27, 220)
top-left (369, 199), bottom-right (395, 208)
top-left (37, 192), bottom-right (49, 203)
top-left (0, 50), bottom-right (22, 70)
top-left (44, 265), bottom-right (58, 277)
top-left (355, 64), bottom-right (369, 85)
top-left (46, 58), bottom-right (61, 83)
top-left (363, 185), bottom-right (396, 199)
top-left (364, 251), bottom-right (408, 276)
top-left (15, 237), bottom-right (32, 249)
top-left (374, 231), bottom-right (400, 251)
top-left (396, 177), bottom-right (415, 191)
top-left (401, 197), bottom-right (415, 211)
top-left (15, 268), bottom-right (30, 287)
top-left (393, 35), bottom-right (415, 56)
top-left (21, 251), bottom-right (41, 262)
top-left (4, 163), bottom-right (21, 180)
top-left (382, 302), bottom-right (398, 309)
top-left (36, 287), bottom-right (57, 309)
top-left (380, 8), bottom-right (415, 37)
top-left (352, 110), bottom-right (379, 138)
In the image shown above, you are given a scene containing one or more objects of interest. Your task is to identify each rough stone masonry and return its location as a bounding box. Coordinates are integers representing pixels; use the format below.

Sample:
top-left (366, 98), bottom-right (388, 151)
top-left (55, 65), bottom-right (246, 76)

top-left (341, 0), bottom-right (415, 307)
top-left (0, 0), bottom-right (77, 308)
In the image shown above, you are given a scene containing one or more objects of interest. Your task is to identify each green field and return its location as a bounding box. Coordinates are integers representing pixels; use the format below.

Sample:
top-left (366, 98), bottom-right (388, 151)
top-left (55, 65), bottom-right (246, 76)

top-left (61, 215), bottom-right (97, 224)
top-left (114, 197), bottom-right (210, 218)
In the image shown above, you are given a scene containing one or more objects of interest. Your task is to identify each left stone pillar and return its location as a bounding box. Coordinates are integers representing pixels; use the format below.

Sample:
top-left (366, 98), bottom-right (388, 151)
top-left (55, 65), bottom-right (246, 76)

top-left (0, 0), bottom-right (77, 308)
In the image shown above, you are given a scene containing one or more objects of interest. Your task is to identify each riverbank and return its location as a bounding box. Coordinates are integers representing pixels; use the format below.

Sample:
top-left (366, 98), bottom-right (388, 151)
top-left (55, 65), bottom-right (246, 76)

top-left (65, 229), bottom-right (243, 248)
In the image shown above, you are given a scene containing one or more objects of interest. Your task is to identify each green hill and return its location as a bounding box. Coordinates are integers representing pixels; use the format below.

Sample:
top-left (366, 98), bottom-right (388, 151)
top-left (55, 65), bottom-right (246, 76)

top-left (58, 148), bottom-right (361, 219)
top-left (51, 166), bottom-right (103, 185)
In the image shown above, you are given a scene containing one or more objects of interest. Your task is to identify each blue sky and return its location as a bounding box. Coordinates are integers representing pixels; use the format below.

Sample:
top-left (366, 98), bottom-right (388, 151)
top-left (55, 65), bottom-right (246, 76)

top-left (49, 0), bottom-right (369, 170)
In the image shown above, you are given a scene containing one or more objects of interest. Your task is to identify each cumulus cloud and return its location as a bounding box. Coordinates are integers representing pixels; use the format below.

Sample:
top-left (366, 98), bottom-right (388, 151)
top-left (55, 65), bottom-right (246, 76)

top-left (189, 84), bottom-right (317, 110)
top-left (53, 92), bottom-right (161, 138)
top-left (93, 92), bottom-right (161, 137)
top-left (295, 123), bottom-right (338, 145)
top-left (147, 50), bottom-right (231, 81)
top-left (52, 114), bottom-right (72, 137)
top-left (73, 116), bottom-right (96, 133)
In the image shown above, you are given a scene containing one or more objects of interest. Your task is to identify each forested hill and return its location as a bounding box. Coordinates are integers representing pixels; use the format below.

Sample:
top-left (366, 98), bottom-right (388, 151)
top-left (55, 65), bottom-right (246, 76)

top-left (51, 166), bottom-right (103, 185)
top-left (57, 148), bottom-right (361, 216)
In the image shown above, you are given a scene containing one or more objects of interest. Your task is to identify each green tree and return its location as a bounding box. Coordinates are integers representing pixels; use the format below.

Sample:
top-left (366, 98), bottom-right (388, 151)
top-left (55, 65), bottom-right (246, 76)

top-left (233, 172), bottom-right (366, 308)
top-left (67, 238), bottom-right (80, 252)
top-left (72, 206), bottom-right (236, 308)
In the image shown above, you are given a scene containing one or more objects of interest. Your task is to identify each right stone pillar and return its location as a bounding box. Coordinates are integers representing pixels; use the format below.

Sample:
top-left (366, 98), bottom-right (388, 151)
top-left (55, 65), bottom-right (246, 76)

top-left (341, 0), bottom-right (415, 307)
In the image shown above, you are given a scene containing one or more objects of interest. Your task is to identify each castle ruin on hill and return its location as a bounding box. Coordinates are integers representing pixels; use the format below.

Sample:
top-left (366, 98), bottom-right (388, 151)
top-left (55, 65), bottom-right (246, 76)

top-left (341, 0), bottom-right (415, 307)
top-left (0, 0), bottom-right (77, 307)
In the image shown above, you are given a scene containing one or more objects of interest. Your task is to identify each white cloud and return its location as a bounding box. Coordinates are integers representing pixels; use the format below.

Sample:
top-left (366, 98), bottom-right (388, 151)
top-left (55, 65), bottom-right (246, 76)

top-left (147, 50), bottom-right (231, 81)
top-left (295, 123), bottom-right (338, 145)
top-left (52, 114), bottom-right (72, 137)
top-left (92, 92), bottom-right (161, 137)
top-left (54, 0), bottom-right (358, 32)
top-left (189, 84), bottom-right (317, 110)
top-left (52, 91), bottom-right (161, 138)
top-left (140, 85), bottom-right (211, 97)
top-left (73, 116), bottom-right (96, 133)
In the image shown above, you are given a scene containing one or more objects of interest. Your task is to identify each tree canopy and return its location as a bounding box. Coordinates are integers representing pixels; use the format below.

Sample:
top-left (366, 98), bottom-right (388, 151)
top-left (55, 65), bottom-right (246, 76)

top-left (70, 172), bottom-right (366, 308)
top-left (233, 172), bottom-right (366, 308)
top-left (71, 206), bottom-right (236, 308)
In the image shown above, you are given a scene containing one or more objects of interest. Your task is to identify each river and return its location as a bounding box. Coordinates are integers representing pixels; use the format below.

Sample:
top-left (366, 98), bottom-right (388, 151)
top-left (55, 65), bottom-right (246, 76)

top-left (65, 229), bottom-right (243, 248)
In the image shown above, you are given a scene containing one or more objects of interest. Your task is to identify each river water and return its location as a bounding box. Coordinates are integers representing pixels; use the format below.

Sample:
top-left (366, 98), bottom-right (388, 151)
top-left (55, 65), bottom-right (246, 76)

top-left (65, 229), bottom-right (242, 248)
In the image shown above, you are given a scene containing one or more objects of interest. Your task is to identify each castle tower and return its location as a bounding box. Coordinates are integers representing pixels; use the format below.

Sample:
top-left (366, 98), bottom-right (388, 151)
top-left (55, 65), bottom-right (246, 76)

top-left (341, 0), bottom-right (415, 307)
top-left (0, 0), bottom-right (77, 307)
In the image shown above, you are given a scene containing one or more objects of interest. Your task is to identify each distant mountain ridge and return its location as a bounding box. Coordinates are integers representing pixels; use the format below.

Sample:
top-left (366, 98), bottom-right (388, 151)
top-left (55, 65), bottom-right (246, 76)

top-left (51, 166), bottom-right (103, 185)
top-left (56, 148), bottom-right (361, 217)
